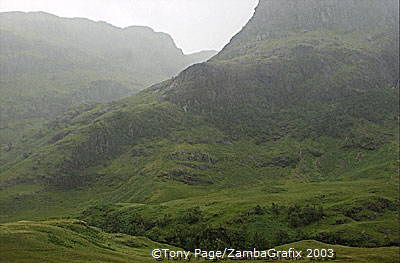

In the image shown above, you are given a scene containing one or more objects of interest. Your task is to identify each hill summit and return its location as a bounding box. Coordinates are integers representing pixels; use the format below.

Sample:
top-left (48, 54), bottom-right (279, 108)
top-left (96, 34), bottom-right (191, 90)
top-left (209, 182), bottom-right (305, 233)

top-left (222, 0), bottom-right (399, 53)
top-left (0, 11), bottom-right (217, 152)
top-left (0, 0), bottom-right (399, 255)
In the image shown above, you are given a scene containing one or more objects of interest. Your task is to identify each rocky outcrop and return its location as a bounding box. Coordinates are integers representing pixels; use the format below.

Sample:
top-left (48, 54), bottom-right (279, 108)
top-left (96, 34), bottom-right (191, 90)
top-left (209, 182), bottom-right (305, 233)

top-left (217, 0), bottom-right (399, 59)
top-left (162, 0), bottom-right (399, 114)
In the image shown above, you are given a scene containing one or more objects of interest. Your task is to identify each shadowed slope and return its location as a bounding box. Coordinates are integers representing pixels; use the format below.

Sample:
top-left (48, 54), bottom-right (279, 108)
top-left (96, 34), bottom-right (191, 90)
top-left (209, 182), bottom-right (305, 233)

top-left (0, 0), bottom-right (398, 255)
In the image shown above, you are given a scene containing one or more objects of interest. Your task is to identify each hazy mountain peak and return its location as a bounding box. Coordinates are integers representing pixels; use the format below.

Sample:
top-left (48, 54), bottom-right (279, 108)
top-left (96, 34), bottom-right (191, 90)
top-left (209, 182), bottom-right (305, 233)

top-left (163, 0), bottom-right (398, 112)
top-left (217, 0), bottom-right (399, 59)
top-left (0, 2), bottom-right (398, 258)
top-left (0, 11), bottom-right (217, 142)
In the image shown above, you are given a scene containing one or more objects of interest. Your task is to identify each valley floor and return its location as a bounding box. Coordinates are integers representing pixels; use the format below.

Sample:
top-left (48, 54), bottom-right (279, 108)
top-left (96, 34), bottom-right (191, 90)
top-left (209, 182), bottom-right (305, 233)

top-left (0, 220), bottom-right (398, 263)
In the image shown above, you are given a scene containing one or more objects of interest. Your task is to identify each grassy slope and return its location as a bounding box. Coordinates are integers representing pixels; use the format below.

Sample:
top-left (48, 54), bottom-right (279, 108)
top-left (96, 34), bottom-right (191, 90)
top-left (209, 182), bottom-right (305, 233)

top-left (0, 12), bottom-right (216, 163)
top-left (0, 97), bottom-right (398, 249)
top-left (0, 220), bottom-right (398, 263)
top-left (0, 17), bottom-right (398, 263)
top-left (0, 220), bottom-right (176, 263)
top-left (275, 240), bottom-right (399, 263)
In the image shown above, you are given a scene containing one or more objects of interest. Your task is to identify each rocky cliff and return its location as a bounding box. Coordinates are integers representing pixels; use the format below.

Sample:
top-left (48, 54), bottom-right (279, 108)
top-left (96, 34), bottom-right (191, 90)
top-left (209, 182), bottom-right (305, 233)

top-left (163, 0), bottom-right (399, 115)
top-left (218, 0), bottom-right (399, 59)
top-left (0, 0), bottom-right (399, 251)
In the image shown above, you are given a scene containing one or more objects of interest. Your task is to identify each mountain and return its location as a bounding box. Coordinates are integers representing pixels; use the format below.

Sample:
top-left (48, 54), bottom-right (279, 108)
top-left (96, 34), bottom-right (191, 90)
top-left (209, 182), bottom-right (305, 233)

top-left (220, 0), bottom-right (399, 54)
top-left (0, 0), bottom-right (399, 258)
top-left (0, 11), bottom-right (216, 151)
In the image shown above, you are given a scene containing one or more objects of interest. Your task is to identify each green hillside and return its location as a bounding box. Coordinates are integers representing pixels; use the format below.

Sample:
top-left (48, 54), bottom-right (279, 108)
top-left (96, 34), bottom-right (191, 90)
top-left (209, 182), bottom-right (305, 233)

top-left (0, 0), bottom-right (399, 262)
top-left (1, 220), bottom-right (398, 263)
top-left (275, 240), bottom-right (399, 263)
top-left (0, 219), bottom-right (176, 263)
top-left (0, 11), bottom-right (216, 161)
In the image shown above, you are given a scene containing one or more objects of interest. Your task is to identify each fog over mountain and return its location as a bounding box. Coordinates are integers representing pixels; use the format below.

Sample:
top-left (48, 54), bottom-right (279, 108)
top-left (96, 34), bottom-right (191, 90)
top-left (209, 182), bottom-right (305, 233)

top-left (0, 0), bottom-right (259, 53)
top-left (0, 11), bottom-right (217, 147)
top-left (0, 1), bottom-right (399, 262)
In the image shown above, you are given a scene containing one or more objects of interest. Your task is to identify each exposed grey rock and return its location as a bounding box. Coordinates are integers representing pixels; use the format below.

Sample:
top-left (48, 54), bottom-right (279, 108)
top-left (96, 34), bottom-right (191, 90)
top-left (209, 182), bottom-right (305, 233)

top-left (218, 0), bottom-right (399, 59)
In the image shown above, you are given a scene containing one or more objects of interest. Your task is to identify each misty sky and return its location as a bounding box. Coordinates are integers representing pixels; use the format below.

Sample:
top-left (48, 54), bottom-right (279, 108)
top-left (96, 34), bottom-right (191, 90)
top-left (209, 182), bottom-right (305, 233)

top-left (0, 0), bottom-right (259, 54)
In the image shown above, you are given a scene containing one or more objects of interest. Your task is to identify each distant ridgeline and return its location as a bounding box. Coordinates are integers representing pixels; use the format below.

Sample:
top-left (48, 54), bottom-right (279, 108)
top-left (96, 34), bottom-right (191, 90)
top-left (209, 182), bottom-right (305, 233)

top-left (0, 11), bottom-right (216, 147)
top-left (0, 0), bottom-right (399, 255)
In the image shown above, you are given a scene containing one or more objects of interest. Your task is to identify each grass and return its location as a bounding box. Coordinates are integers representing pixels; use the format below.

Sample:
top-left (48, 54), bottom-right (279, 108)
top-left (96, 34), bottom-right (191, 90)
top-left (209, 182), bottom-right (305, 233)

top-left (0, 220), bottom-right (398, 263)
top-left (275, 240), bottom-right (399, 263)
top-left (0, 219), bottom-right (176, 263)
top-left (0, 13), bottom-right (398, 263)
top-left (0, 124), bottom-right (398, 248)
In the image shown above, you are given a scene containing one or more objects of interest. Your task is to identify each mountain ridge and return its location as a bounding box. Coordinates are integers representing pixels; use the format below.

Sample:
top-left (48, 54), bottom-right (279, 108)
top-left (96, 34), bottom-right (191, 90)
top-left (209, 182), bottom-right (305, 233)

top-left (0, 11), bottom-right (217, 154)
top-left (218, 0), bottom-right (399, 59)
top-left (0, 0), bottom-right (398, 255)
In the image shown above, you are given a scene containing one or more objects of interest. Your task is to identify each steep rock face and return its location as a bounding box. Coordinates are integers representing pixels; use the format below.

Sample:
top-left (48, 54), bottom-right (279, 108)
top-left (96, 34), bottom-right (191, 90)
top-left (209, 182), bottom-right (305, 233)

top-left (164, 42), bottom-right (397, 112)
top-left (217, 0), bottom-right (399, 59)
top-left (163, 0), bottom-right (399, 115)
top-left (0, 1), bottom-right (399, 249)
top-left (2, 0), bottom-right (397, 180)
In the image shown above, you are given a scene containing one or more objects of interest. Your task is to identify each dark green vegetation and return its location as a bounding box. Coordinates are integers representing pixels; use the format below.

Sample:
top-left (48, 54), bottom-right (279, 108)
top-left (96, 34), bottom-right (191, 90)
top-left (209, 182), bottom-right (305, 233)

top-left (0, 0), bottom-right (399, 262)
top-left (0, 11), bottom-right (216, 161)
top-left (1, 220), bottom-right (398, 263)
top-left (275, 240), bottom-right (399, 263)
top-left (1, 221), bottom-right (398, 263)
